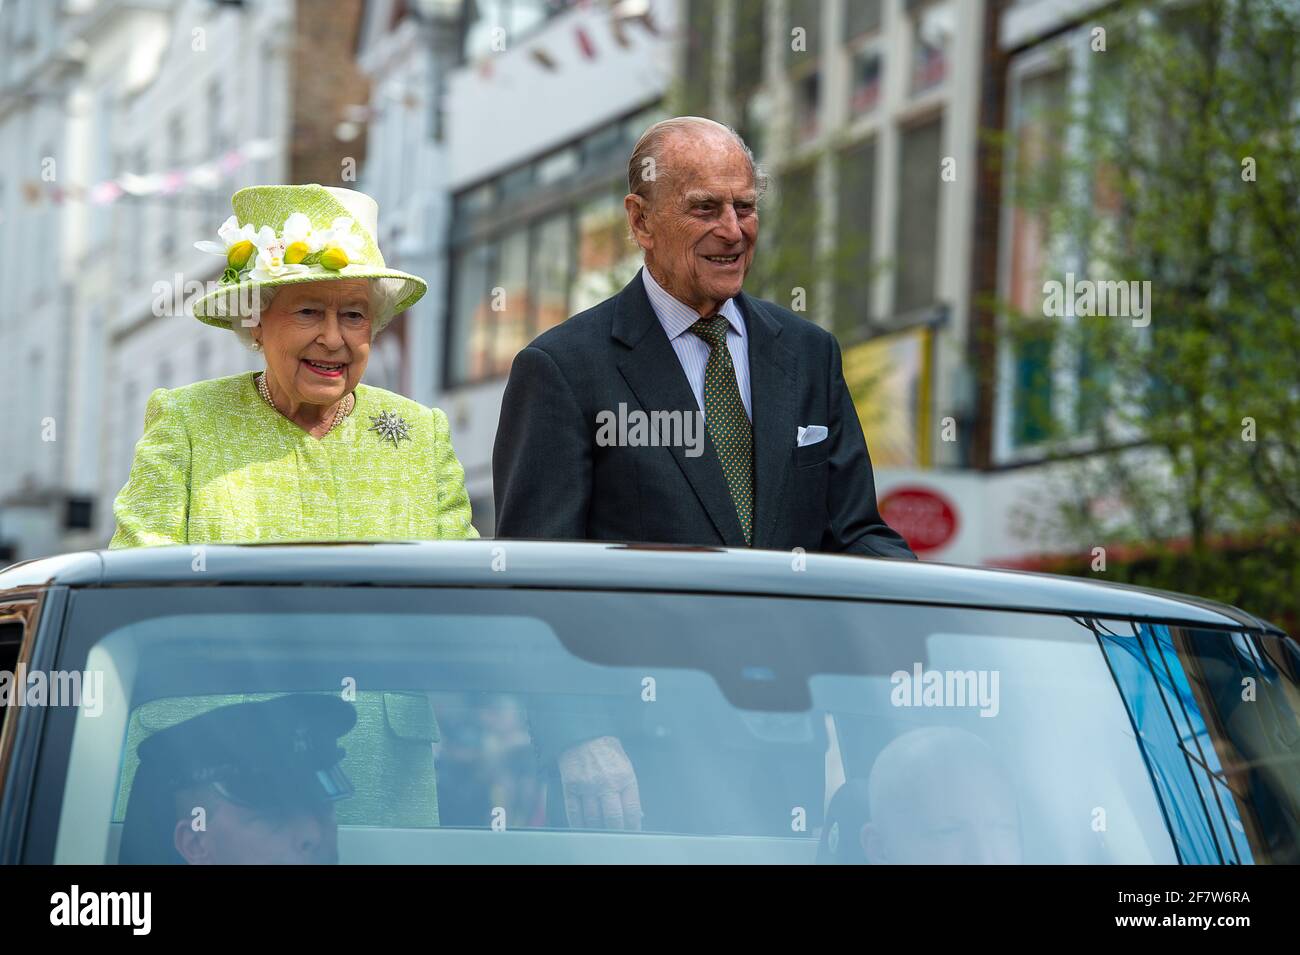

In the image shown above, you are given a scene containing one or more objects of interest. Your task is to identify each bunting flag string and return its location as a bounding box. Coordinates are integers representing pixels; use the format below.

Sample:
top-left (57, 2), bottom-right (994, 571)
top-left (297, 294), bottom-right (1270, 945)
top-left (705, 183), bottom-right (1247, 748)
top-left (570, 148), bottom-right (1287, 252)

top-left (17, 138), bottom-right (276, 208)
top-left (471, 0), bottom-right (659, 77)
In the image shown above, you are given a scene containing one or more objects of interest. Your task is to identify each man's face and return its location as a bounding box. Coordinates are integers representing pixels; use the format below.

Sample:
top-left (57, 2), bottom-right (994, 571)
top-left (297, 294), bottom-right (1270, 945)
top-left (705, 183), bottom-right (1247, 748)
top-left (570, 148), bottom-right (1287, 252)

top-left (862, 762), bottom-right (1021, 865)
top-left (175, 791), bottom-right (339, 865)
top-left (627, 131), bottom-right (759, 315)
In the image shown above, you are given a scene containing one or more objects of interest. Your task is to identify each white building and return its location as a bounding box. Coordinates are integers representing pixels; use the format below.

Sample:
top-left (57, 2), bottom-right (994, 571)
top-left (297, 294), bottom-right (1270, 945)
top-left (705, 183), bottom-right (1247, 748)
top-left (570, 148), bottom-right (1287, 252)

top-left (0, 0), bottom-right (309, 560)
top-left (354, 0), bottom-right (463, 405)
top-left (0, 0), bottom-right (168, 559)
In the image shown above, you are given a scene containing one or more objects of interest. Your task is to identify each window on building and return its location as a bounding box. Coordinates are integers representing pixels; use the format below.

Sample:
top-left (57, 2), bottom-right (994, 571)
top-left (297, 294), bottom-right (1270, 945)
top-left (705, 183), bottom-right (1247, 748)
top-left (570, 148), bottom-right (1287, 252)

top-left (844, 0), bottom-right (883, 42)
top-left (732, 0), bottom-right (766, 103)
top-left (458, 181), bottom-right (497, 218)
top-left (1011, 326), bottom-right (1054, 447)
top-left (573, 187), bottom-right (638, 314)
top-left (582, 122), bottom-right (625, 167)
top-left (445, 113), bottom-right (654, 387)
top-left (164, 114), bottom-right (184, 259)
top-left (498, 163), bottom-right (535, 202)
top-left (795, 71), bottom-right (821, 141)
top-left (850, 44), bottom-right (884, 116)
top-left (894, 116), bottom-right (944, 314)
top-left (623, 103), bottom-right (668, 145)
top-left (206, 79), bottom-right (223, 159)
top-left (530, 210), bottom-right (572, 335)
top-left (11, 0), bottom-right (36, 47)
top-left (680, 0), bottom-right (715, 114)
top-left (1006, 66), bottom-right (1068, 449)
top-left (492, 227), bottom-right (531, 376)
top-left (786, 0), bottom-right (821, 67)
top-left (448, 195), bottom-right (602, 387)
top-left (835, 138), bottom-right (877, 340)
top-left (91, 91), bottom-right (114, 246)
top-left (132, 146), bottom-right (148, 282)
top-left (460, 0), bottom-right (577, 64)
top-left (207, 79), bottom-right (225, 221)
top-left (536, 146), bottom-right (579, 185)
top-left (756, 161), bottom-right (818, 312)
top-left (909, 0), bottom-right (954, 96)
top-left (449, 241), bottom-right (492, 384)
top-left (738, 91), bottom-right (770, 162)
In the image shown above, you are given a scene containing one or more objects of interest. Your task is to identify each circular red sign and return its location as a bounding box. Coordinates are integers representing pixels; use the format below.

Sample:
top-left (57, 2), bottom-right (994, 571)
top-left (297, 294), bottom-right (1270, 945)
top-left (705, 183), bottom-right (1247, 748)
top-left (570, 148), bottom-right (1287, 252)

top-left (878, 486), bottom-right (959, 554)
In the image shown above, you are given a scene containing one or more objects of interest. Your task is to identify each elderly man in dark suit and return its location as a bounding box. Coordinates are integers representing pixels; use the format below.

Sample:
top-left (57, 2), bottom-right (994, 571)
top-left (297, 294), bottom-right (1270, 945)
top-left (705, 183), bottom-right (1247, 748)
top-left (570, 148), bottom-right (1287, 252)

top-left (494, 116), bottom-right (915, 831)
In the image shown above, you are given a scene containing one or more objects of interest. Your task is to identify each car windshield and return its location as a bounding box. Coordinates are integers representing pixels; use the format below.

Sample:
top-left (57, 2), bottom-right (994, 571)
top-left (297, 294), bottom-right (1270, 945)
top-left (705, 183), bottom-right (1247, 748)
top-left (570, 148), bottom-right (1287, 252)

top-left (26, 586), bottom-right (1300, 864)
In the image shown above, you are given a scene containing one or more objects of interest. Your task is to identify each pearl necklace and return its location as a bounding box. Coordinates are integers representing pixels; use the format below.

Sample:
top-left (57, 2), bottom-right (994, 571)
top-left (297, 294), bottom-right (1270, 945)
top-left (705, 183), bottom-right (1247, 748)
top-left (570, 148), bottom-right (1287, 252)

top-left (257, 372), bottom-right (353, 436)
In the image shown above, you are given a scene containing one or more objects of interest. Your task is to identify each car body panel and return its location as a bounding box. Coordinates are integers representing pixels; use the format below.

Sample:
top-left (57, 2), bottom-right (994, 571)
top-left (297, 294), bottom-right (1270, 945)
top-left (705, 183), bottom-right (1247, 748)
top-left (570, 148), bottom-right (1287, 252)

top-left (0, 541), bottom-right (1274, 632)
top-left (0, 542), bottom-right (1293, 865)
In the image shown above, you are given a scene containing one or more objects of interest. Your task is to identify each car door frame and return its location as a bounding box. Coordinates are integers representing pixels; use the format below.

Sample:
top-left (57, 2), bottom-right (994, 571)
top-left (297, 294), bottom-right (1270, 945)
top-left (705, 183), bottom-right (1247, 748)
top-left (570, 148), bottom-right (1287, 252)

top-left (0, 583), bottom-right (70, 865)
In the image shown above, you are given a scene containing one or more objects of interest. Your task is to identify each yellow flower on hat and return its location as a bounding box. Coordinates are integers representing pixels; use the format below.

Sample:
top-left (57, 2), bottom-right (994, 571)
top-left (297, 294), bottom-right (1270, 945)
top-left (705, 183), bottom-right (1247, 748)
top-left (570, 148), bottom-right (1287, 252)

top-left (281, 212), bottom-right (325, 265)
top-left (190, 184), bottom-right (430, 332)
top-left (194, 214), bottom-right (258, 269)
top-left (318, 216), bottom-right (366, 271)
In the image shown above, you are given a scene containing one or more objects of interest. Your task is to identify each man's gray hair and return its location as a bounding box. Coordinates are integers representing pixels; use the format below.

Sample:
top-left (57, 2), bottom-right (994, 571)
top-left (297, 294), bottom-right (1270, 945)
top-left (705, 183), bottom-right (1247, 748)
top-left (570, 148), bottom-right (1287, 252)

top-left (229, 279), bottom-right (405, 350)
top-left (627, 116), bottom-right (768, 206)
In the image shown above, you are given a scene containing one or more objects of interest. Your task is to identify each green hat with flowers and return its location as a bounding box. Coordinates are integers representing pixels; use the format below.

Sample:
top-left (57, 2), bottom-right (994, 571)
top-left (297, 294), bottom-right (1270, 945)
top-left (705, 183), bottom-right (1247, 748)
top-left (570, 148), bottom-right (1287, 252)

top-left (190, 184), bottom-right (427, 332)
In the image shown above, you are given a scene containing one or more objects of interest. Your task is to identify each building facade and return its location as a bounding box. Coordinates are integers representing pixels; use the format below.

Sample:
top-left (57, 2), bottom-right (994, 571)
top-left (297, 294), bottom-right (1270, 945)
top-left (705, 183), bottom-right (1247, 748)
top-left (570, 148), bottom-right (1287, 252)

top-left (354, 0), bottom-right (463, 406)
top-left (0, 0), bottom-right (371, 560)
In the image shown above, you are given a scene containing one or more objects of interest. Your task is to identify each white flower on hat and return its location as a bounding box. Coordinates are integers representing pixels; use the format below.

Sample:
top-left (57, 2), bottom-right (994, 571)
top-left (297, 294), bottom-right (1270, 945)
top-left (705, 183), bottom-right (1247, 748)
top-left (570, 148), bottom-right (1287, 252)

top-left (281, 212), bottom-right (326, 265)
top-left (317, 216), bottom-right (366, 271)
top-left (248, 225), bottom-right (310, 282)
top-left (194, 214), bottom-right (258, 269)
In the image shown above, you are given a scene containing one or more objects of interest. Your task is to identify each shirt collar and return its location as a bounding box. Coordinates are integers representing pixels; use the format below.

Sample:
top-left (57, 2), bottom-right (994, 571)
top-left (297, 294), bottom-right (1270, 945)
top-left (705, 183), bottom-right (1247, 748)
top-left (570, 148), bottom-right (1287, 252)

top-left (640, 265), bottom-right (745, 342)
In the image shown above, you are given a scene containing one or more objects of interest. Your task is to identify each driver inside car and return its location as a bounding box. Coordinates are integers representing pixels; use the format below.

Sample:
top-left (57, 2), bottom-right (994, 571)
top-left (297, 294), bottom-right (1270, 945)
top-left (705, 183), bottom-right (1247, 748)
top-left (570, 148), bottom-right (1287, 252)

top-left (119, 694), bottom-right (356, 865)
top-left (860, 726), bottom-right (1023, 865)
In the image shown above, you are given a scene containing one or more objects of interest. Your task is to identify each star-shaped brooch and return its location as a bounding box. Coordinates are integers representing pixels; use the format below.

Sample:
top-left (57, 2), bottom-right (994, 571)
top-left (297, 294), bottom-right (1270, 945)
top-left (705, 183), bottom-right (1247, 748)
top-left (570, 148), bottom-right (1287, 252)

top-left (368, 410), bottom-right (412, 447)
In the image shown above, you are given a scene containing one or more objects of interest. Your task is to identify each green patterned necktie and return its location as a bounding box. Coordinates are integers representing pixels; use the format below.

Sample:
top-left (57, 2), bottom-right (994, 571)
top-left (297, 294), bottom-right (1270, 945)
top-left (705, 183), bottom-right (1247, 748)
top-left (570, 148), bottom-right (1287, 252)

top-left (690, 314), bottom-right (753, 545)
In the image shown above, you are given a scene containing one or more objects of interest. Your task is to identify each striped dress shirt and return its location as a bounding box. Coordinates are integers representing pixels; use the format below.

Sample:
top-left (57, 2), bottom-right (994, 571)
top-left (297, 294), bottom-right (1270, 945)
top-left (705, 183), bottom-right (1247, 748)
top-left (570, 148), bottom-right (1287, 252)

top-left (640, 265), bottom-right (752, 421)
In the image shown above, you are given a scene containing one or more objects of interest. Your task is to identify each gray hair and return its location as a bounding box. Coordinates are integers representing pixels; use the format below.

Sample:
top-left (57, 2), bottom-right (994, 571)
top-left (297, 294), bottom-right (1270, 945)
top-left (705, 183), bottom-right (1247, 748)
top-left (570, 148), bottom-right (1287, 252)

top-left (230, 279), bottom-right (405, 351)
top-left (627, 116), bottom-right (768, 207)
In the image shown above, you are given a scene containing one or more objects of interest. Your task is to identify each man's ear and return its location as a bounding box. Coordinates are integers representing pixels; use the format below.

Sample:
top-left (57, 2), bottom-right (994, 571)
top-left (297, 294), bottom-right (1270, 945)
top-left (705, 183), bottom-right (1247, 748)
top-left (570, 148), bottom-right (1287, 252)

top-left (861, 821), bottom-right (888, 865)
top-left (625, 194), bottom-right (653, 252)
top-left (174, 817), bottom-right (212, 865)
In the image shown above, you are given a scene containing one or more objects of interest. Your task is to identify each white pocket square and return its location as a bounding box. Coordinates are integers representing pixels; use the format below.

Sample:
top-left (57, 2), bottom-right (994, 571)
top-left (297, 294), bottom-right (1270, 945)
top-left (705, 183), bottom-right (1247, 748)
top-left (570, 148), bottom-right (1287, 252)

top-left (797, 425), bottom-right (828, 447)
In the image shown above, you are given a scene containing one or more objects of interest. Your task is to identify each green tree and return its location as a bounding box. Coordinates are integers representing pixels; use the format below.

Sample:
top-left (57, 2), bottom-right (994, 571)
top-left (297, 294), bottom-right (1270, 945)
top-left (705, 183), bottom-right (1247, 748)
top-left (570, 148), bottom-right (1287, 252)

top-left (1007, 0), bottom-right (1300, 628)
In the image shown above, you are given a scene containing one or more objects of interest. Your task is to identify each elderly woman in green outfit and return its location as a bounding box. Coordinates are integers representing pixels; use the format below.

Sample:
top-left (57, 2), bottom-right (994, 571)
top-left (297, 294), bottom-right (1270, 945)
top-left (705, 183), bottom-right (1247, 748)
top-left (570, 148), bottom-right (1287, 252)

top-left (110, 183), bottom-right (477, 547)
top-left (108, 185), bottom-right (474, 843)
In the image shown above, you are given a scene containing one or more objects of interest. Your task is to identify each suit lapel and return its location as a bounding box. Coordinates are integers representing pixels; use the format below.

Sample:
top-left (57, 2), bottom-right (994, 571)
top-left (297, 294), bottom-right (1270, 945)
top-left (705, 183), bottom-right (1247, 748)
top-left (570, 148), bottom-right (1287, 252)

top-left (614, 270), bottom-right (749, 546)
top-left (739, 291), bottom-right (798, 550)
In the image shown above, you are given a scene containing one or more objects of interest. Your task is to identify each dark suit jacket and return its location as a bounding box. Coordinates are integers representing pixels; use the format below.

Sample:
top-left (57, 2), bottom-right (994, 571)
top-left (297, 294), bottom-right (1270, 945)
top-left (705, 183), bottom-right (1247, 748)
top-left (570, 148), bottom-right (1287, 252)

top-left (493, 269), bottom-right (914, 559)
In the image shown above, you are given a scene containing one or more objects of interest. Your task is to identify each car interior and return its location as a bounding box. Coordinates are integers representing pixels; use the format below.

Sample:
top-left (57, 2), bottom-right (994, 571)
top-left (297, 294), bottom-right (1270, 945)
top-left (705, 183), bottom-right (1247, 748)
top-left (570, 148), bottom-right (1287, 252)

top-left (41, 597), bottom-right (1181, 865)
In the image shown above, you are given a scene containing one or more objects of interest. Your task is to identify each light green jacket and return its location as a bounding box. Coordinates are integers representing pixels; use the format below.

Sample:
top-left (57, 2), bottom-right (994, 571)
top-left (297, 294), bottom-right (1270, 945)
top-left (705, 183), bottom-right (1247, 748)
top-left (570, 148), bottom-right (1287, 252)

top-left (110, 372), bottom-right (478, 548)
top-left (109, 372), bottom-right (474, 830)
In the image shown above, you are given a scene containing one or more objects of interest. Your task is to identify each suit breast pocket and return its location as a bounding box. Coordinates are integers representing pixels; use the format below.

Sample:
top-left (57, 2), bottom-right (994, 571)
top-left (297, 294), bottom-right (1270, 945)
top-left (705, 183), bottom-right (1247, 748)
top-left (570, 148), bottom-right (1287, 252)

top-left (793, 440), bottom-right (830, 469)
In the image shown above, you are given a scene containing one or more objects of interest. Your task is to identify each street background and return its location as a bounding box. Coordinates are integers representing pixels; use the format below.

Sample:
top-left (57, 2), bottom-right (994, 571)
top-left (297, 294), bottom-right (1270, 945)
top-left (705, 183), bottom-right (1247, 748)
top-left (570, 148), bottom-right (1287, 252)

top-left (2, 0), bottom-right (1297, 630)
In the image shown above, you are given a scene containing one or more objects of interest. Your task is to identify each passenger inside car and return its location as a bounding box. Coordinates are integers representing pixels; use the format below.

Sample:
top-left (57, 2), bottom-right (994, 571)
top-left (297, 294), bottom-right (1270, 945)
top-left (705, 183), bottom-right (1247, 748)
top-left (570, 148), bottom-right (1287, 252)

top-left (119, 694), bottom-right (357, 864)
top-left (859, 727), bottom-right (1022, 865)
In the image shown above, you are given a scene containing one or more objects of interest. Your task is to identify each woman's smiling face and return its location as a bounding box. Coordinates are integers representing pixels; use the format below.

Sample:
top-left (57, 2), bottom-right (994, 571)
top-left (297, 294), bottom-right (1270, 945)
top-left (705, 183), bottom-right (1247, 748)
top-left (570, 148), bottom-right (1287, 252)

top-left (252, 280), bottom-right (373, 408)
